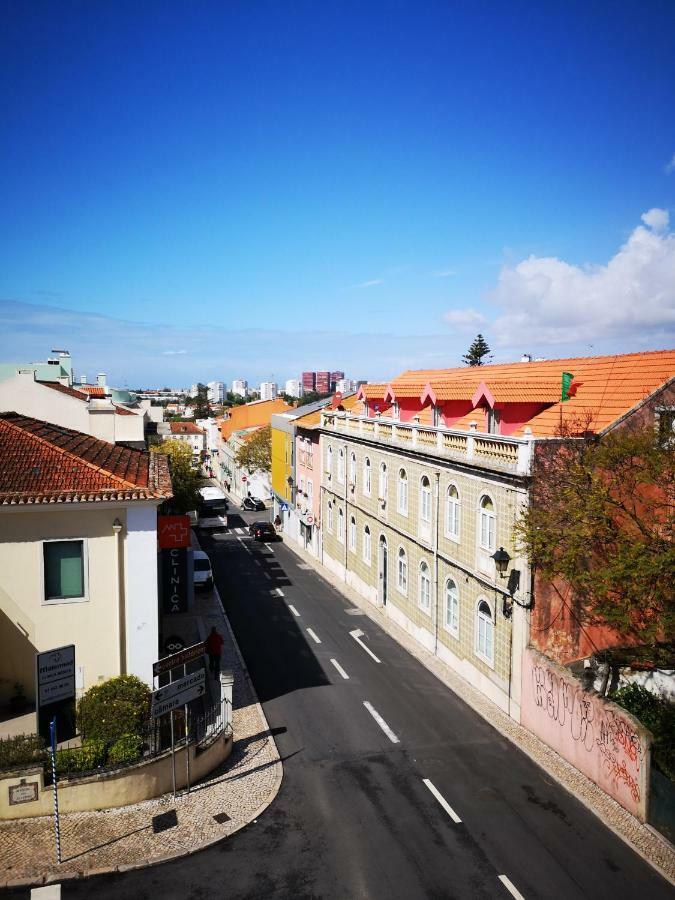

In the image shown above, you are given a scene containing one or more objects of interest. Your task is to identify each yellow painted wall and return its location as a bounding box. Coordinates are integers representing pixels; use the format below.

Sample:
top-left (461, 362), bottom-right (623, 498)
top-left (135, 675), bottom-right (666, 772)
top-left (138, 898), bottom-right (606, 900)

top-left (271, 427), bottom-right (292, 501)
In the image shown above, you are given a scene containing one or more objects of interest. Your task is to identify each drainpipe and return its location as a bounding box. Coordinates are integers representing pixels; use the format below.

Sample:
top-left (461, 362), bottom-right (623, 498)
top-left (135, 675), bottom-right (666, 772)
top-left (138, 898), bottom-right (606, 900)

top-left (433, 471), bottom-right (440, 657)
top-left (112, 518), bottom-right (126, 674)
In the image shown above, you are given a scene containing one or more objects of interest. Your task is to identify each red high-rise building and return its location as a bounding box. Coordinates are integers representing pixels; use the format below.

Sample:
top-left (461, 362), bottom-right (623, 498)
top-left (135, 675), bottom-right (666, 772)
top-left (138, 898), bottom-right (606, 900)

top-left (301, 371), bottom-right (316, 392)
top-left (315, 371), bottom-right (330, 393)
top-left (330, 371), bottom-right (344, 391)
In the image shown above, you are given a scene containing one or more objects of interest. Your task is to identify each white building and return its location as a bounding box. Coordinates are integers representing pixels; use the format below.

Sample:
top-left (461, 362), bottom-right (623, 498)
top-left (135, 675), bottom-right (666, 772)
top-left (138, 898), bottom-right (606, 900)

top-left (260, 382), bottom-right (278, 401)
top-left (336, 378), bottom-right (356, 394)
top-left (284, 378), bottom-right (303, 398)
top-left (168, 421), bottom-right (206, 458)
top-left (207, 381), bottom-right (225, 404)
top-left (190, 384), bottom-right (200, 397)
top-left (232, 379), bottom-right (248, 398)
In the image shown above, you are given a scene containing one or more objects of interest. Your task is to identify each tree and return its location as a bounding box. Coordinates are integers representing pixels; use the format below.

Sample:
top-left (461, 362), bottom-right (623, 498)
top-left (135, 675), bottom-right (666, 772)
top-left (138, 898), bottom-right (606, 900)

top-left (297, 391), bottom-right (331, 407)
top-left (462, 334), bottom-right (492, 366)
top-left (515, 419), bottom-right (675, 647)
top-left (150, 439), bottom-right (201, 512)
top-left (234, 425), bottom-right (272, 475)
top-left (186, 383), bottom-right (210, 419)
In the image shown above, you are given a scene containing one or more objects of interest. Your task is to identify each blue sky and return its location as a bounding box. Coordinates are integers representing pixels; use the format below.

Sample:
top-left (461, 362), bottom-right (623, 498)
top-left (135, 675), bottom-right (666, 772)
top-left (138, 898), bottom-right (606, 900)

top-left (1, 1), bottom-right (674, 387)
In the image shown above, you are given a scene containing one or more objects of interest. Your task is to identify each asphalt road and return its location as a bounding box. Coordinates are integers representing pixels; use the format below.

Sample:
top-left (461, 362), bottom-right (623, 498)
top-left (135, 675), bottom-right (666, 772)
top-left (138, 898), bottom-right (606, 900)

top-left (51, 510), bottom-right (674, 899)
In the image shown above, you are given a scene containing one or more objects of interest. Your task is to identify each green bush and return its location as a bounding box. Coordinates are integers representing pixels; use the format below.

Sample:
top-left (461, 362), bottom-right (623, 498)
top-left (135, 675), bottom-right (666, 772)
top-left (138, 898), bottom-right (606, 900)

top-left (107, 733), bottom-right (144, 767)
top-left (55, 739), bottom-right (107, 775)
top-left (0, 733), bottom-right (46, 771)
top-left (610, 683), bottom-right (675, 781)
top-left (77, 675), bottom-right (151, 744)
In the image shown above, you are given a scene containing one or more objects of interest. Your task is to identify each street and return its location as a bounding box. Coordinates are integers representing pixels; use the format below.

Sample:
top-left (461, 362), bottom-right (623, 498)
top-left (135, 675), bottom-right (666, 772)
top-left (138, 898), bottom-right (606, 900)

top-left (46, 510), bottom-right (675, 898)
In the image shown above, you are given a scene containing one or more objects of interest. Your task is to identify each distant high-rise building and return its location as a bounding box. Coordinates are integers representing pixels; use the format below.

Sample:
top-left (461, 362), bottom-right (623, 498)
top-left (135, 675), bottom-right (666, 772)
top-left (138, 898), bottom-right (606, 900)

top-left (232, 379), bottom-right (248, 398)
top-left (207, 381), bottom-right (225, 404)
top-left (330, 371), bottom-right (345, 392)
top-left (190, 383), bottom-right (199, 397)
top-left (315, 371), bottom-right (330, 393)
top-left (260, 381), bottom-right (278, 401)
top-left (285, 378), bottom-right (303, 398)
top-left (301, 371), bottom-right (316, 393)
top-left (336, 378), bottom-right (356, 394)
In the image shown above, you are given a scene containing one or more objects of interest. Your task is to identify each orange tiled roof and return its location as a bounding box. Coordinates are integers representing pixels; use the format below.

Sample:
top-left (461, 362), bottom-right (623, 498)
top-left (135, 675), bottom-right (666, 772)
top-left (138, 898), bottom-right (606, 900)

top-left (114, 405), bottom-right (138, 416)
top-left (170, 422), bottom-right (204, 435)
top-left (38, 381), bottom-right (89, 401)
top-left (77, 385), bottom-right (107, 397)
top-left (295, 394), bottom-right (362, 429)
top-left (0, 413), bottom-right (171, 505)
top-left (359, 383), bottom-right (388, 399)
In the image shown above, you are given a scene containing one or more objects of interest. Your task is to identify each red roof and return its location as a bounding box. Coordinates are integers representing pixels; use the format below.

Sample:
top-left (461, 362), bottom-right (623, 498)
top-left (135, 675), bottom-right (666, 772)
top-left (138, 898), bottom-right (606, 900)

top-left (114, 405), bottom-right (138, 416)
top-left (38, 381), bottom-right (89, 401)
top-left (0, 413), bottom-right (171, 505)
top-left (170, 422), bottom-right (204, 435)
top-left (77, 385), bottom-right (107, 397)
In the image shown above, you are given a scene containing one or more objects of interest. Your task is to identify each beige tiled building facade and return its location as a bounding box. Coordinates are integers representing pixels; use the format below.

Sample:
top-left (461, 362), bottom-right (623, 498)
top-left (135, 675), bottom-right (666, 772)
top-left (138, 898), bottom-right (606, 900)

top-left (319, 411), bottom-right (532, 718)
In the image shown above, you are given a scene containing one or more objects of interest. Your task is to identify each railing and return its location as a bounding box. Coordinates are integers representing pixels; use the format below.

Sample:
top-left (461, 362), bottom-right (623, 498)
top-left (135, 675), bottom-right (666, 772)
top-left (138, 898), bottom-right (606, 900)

top-left (321, 411), bottom-right (533, 475)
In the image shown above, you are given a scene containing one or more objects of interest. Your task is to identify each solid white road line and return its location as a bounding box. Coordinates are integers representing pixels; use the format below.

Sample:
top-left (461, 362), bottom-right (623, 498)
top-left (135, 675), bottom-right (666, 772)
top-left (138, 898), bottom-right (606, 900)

top-left (264, 543), bottom-right (273, 550)
top-left (498, 875), bottom-right (526, 900)
top-left (288, 605), bottom-right (301, 617)
top-left (306, 628), bottom-right (322, 644)
top-left (275, 587), bottom-right (284, 597)
top-left (422, 778), bottom-right (462, 823)
top-left (349, 628), bottom-right (381, 663)
top-left (330, 658), bottom-right (350, 679)
top-left (363, 701), bottom-right (399, 743)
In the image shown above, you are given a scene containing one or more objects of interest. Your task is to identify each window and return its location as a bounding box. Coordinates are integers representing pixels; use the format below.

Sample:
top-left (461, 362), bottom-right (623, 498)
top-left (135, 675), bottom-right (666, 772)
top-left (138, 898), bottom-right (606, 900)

top-left (337, 448), bottom-right (345, 484)
top-left (349, 451), bottom-right (357, 486)
top-left (307, 480), bottom-right (313, 508)
top-left (419, 476), bottom-right (432, 537)
top-left (657, 408), bottom-right (675, 445)
top-left (349, 516), bottom-right (357, 551)
top-left (363, 457), bottom-right (372, 496)
top-left (326, 444), bottom-right (333, 476)
top-left (43, 540), bottom-right (86, 602)
top-left (363, 525), bottom-right (371, 564)
top-left (378, 462), bottom-right (388, 500)
top-left (487, 408), bottom-right (501, 435)
top-left (479, 495), bottom-right (496, 551)
top-left (299, 476), bottom-right (305, 495)
top-left (418, 561), bottom-right (431, 612)
top-left (432, 405), bottom-right (441, 427)
top-left (327, 500), bottom-right (333, 532)
top-left (475, 599), bottom-right (494, 665)
top-left (337, 507), bottom-right (345, 542)
top-left (397, 547), bottom-right (408, 594)
top-left (397, 468), bottom-right (408, 515)
top-left (445, 485), bottom-right (460, 540)
top-left (307, 440), bottom-right (314, 470)
top-left (445, 579), bottom-right (459, 637)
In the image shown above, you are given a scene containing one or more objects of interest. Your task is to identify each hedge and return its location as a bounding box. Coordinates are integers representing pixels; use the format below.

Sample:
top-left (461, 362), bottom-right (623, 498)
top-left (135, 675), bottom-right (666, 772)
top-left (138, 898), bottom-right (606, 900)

top-left (107, 733), bottom-right (145, 767)
top-left (55, 739), bottom-right (107, 775)
top-left (610, 683), bottom-right (675, 781)
top-left (77, 675), bottom-right (151, 744)
top-left (0, 733), bottom-right (46, 771)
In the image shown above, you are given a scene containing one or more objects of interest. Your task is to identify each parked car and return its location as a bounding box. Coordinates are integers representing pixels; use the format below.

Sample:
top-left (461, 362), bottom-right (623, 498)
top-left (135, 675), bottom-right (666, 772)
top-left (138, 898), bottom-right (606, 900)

top-left (193, 550), bottom-right (213, 589)
top-left (252, 522), bottom-right (278, 542)
top-left (242, 496), bottom-right (266, 511)
top-left (248, 520), bottom-right (268, 537)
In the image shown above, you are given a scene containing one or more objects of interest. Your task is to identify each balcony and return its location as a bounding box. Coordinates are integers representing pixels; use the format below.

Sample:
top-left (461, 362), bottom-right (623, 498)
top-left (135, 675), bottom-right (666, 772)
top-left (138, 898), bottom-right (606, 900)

top-left (320, 411), bottom-right (533, 476)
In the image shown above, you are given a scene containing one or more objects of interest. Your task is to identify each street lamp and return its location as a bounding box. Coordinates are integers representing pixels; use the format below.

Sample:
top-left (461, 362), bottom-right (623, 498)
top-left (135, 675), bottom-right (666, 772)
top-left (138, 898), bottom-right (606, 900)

top-left (490, 547), bottom-right (529, 619)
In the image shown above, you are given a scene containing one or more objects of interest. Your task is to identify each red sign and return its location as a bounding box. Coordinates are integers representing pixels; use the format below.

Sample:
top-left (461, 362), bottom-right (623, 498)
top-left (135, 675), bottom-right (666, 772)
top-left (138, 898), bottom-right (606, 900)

top-left (158, 515), bottom-right (191, 549)
top-left (241, 475), bottom-right (248, 482)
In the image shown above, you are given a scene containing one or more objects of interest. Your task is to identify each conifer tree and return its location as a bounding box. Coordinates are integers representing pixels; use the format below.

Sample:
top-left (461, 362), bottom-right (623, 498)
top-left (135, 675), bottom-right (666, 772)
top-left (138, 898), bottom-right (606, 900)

top-left (462, 334), bottom-right (492, 366)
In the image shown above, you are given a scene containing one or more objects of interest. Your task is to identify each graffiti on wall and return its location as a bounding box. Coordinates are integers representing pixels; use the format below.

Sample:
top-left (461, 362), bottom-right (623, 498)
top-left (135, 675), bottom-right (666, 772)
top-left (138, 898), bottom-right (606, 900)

top-left (523, 651), bottom-right (649, 818)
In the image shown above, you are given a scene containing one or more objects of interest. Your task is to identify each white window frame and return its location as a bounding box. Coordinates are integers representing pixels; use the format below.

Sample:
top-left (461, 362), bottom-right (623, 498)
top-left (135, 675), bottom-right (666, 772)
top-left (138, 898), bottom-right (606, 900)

top-left (349, 515), bottom-right (357, 552)
top-left (337, 507), bottom-right (345, 543)
top-left (397, 468), bottom-right (408, 515)
top-left (444, 578), bottom-right (459, 638)
top-left (42, 537), bottom-right (89, 605)
top-left (337, 448), bottom-right (345, 484)
top-left (326, 500), bottom-right (333, 532)
top-left (397, 546), bottom-right (408, 595)
top-left (419, 476), bottom-right (432, 540)
top-left (349, 451), bottom-right (357, 487)
top-left (477, 493), bottom-right (497, 574)
top-left (475, 597), bottom-right (495, 667)
top-left (378, 462), bottom-right (388, 501)
top-left (363, 457), bottom-right (372, 496)
top-left (418, 560), bottom-right (431, 613)
top-left (326, 444), bottom-right (333, 479)
top-left (445, 484), bottom-right (460, 541)
top-left (363, 525), bottom-right (371, 564)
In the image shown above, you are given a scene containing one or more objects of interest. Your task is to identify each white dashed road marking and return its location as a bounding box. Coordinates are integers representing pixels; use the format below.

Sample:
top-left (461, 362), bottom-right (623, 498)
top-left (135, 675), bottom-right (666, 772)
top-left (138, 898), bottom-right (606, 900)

top-left (306, 628), bottom-right (322, 644)
top-left (288, 605), bottom-right (301, 617)
top-left (349, 629), bottom-right (381, 663)
top-left (275, 588), bottom-right (284, 597)
top-left (422, 778), bottom-right (462, 823)
top-left (498, 875), bottom-right (526, 900)
top-left (363, 701), bottom-right (399, 743)
top-left (330, 658), bottom-right (349, 680)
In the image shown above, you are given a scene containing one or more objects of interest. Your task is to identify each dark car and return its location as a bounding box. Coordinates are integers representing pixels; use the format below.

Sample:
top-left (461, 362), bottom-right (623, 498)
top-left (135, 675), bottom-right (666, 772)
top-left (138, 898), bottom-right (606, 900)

top-left (252, 522), bottom-right (278, 542)
top-left (248, 520), bottom-right (269, 537)
top-left (242, 496), bottom-right (266, 511)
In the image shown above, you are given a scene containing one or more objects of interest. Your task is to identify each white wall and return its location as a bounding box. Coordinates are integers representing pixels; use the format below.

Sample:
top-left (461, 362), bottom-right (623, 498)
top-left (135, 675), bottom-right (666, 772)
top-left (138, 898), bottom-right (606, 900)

top-left (0, 372), bottom-right (89, 432)
top-left (124, 506), bottom-right (160, 685)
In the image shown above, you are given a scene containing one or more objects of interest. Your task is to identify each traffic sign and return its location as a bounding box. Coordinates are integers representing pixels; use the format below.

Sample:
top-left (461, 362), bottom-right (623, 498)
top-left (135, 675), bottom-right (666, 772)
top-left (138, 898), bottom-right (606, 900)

top-left (306, 514), bottom-right (314, 525)
top-left (153, 640), bottom-right (206, 677)
top-left (241, 475), bottom-right (247, 482)
top-left (280, 502), bottom-right (289, 512)
top-left (151, 670), bottom-right (206, 718)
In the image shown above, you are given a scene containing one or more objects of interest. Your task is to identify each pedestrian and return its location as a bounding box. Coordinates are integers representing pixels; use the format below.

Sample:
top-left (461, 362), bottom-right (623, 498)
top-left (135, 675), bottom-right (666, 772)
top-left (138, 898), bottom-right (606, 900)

top-left (205, 626), bottom-right (224, 678)
top-left (274, 514), bottom-right (282, 531)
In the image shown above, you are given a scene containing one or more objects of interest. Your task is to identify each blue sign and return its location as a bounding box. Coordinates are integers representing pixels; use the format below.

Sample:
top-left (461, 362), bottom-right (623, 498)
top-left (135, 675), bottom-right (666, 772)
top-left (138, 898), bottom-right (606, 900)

top-left (280, 503), bottom-right (289, 512)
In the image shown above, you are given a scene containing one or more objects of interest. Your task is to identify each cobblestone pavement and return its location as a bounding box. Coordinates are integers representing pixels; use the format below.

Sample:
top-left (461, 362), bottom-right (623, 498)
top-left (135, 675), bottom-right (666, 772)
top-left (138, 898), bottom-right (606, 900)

top-left (281, 537), bottom-right (675, 887)
top-left (0, 549), bottom-right (283, 889)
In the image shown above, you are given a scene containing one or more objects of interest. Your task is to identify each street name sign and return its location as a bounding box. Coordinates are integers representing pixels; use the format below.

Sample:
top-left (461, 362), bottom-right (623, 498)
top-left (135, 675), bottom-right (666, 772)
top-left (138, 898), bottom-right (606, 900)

top-left (151, 670), bottom-right (206, 718)
top-left (153, 640), bottom-right (206, 677)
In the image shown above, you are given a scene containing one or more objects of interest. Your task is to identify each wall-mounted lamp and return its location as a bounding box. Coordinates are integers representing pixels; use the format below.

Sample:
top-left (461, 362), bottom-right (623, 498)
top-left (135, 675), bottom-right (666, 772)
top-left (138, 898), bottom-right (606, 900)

top-left (490, 546), bottom-right (530, 618)
top-left (112, 518), bottom-right (123, 534)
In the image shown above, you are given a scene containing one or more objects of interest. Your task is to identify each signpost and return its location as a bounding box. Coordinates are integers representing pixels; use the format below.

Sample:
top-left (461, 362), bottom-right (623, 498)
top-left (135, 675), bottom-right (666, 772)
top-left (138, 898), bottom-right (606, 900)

top-left (153, 640), bottom-right (206, 677)
top-left (161, 547), bottom-right (190, 614)
top-left (151, 670), bottom-right (206, 718)
top-left (36, 645), bottom-right (76, 743)
top-left (158, 515), bottom-right (192, 549)
top-left (49, 718), bottom-right (61, 865)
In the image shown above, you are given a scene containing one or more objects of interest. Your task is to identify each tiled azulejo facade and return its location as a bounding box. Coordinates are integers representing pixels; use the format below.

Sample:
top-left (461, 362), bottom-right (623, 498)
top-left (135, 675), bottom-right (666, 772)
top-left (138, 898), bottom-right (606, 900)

top-left (319, 411), bottom-right (532, 717)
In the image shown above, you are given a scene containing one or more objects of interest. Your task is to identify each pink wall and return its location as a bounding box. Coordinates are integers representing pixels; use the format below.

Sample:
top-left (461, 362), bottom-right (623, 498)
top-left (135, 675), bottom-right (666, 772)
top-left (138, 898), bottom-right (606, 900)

top-left (440, 400), bottom-right (474, 427)
top-left (496, 402), bottom-right (548, 435)
top-left (295, 429), bottom-right (321, 522)
top-left (397, 397), bottom-right (423, 421)
top-left (521, 649), bottom-right (651, 820)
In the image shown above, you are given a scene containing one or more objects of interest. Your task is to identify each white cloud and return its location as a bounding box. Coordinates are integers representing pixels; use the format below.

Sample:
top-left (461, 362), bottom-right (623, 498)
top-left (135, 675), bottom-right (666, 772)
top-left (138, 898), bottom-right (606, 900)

top-left (665, 154), bottom-right (675, 175)
top-left (161, 349), bottom-right (188, 356)
top-left (433, 269), bottom-right (456, 278)
top-left (487, 209), bottom-right (675, 348)
top-left (351, 279), bottom-right (383, 289)
top-left (443, 308), bottom-right (488, 329)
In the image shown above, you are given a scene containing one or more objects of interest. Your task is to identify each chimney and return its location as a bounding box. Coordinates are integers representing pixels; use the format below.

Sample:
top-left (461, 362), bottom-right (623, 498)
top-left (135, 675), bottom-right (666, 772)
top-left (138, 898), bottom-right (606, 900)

top-left (80, 375), bottom-right (87, 384)
top-left (97, 373), bottom-right (107, 387)
top-left (520, 353), bottom-right (532, 363)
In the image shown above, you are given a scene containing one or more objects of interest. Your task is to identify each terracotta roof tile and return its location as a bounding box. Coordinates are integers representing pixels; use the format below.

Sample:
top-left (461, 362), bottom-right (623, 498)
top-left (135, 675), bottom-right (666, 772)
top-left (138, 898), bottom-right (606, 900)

top-left (77, 385), bottom-right (107, 397)
top-left (114, 405), bottom-right (138, 416)
top-left (169, 422), bottom-right (204, 435)
top-left (38, 381), bottom-right (89, 401)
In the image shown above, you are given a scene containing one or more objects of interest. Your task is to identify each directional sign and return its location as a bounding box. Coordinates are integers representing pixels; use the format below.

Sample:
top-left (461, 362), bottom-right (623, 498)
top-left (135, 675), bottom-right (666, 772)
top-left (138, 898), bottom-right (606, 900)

top-left (37, 645), bottom-right (75, 705)
top-left (153, 640), bottom-right (206, 677)
top-left (151, 670), bottom-right (206, 718)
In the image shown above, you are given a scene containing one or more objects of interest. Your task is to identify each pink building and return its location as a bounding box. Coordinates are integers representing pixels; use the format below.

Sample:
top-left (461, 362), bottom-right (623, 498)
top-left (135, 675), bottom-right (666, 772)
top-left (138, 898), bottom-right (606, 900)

top-left (294, 410), bottom-right (322, 555)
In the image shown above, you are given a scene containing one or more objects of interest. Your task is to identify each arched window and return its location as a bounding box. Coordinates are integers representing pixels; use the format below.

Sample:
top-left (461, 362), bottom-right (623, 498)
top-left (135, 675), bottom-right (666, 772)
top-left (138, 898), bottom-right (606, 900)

top-left (337, 507), bottom-right (345, 543)
top-left (445, 578), bottom-right (459, 637)
top-left (327, 500), bottom-right (333, 532)
top-left (363, 525), bottom-right (371, 563)
top-left (397, 468), bottom-right (408, 515)
top-left (445, 485), bottom-right (460, 540)
top-left (337, 448), bottom-right (345, 484)
top-left (378, 462), bottom-right (388, 500)
top-left (475, 599), bottom-right (494, 665)
top-left (419, 476), bottom-right (432, 538)
top-left (349, 451), bottom-right (357, 486)
top-left (326, 444), bottom-right (333, 476)
top-left (419, 561), bottom-right (431, 611)
top-left (479, 495), bottom-right (496, 552)
top-left (363, 457), bottom-right (372, 496)
top-left (397, 547), bottom-right (408, 594)
top-left (349, 515), bottom-right (356, 551)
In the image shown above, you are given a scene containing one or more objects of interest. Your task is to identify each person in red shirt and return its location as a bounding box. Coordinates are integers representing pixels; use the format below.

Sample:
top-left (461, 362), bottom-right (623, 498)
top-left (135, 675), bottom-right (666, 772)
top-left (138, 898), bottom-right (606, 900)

top-left (205, 626), bottom-right (224, 678)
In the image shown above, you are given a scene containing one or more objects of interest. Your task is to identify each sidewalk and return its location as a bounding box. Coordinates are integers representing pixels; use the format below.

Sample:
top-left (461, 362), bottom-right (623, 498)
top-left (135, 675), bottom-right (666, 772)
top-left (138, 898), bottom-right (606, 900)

top-left (280, 535), bottom-right (675, 887)
top-left (0, 545), bottom-right (282, 889)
